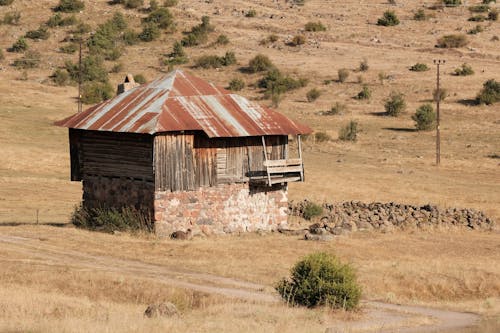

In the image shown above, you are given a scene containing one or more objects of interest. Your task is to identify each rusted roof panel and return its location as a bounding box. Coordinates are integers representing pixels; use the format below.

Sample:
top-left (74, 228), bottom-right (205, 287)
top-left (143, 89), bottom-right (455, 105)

top-left (55, 70), bottom-right (312, 137)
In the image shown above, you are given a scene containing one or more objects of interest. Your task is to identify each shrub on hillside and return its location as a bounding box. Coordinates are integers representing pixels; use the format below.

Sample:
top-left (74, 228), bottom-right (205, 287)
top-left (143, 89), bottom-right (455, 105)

top-left (377, 10), bottom-right (400, 26)
top-left (0, 0), bottom-right (14, 6)
top-left (88, 12), bottom-right (128, 59)
top-left (489, 9), bottom-right (498, 21)
top-left (359, 58), bottom-right (369, 72)
top-left (469, 4), bottom-right (490, 12)
top-left (9, 37), bottom-right (28, 53)
top-left (65, 55), bottom-right (108, 83)
top-left (306, 88), bottom-right (321, 102)
top-left (468, 15), bottom-right (486, 22)
top-left (305, 21), bottom-right (326, 32)
top-left (143, 7), bottom-right (174, 30)
top-left (0, 49), bottom-right (4, 61)
top-left (476, 79), bottom-right (500, 105)
top-left (325, 102), bottom-right (346, 115)
top-left (385, 91), bottom-right (406, 116)
top-left (442, 0), bottom-right (461, 6)
top-left (46, 13), bottom-right (77, 27)
top-left (314, 131), bottom-right (331, 143)
top-left (59, 43), bottom-right (78, 54)
top-left (13, 50), bottom-right (41, 69)
top-left (355, 85), bottom-right (371, 100)
top-left (409, 63), bottom-right (429, 72)
top-left (123, 29), bottom-right (140, 45)
top-left (437, 34), bottom-right (468, 48)
top-left (124, 0), bottom-right (144, 9)
top-left (163, 41), bottom-right (188, 66)
top-left (338, 68), bottom-right (349, 83)
top-left (163, 0), bottom-right (178, 6)
top-left (71, 205), bottom-right (153, 233)
top-left (302, 202), bottom-right (323, 220)
top-left (81, 81), bottom-right (114, 104)
top-left (138, 23), bottom-right (160, 42)
top-left (412, 104), bottom-right (436, 131)
top-left (248, 54), bottom-right (275, 73)
top-left (454, 63), bottom-right (474, 76)
top-left (133, 74), bottom-right (146, 84)
top-left (276, 252), bottom-right (361, 310)
top-left (3, 11), bottom-right (20, 25)
top-left (195, 51), bottom-right (237, 68)
top-left (216, 34), bottom-right (229, 45)
top-left (181, 16), bottom-right (213, 47)
top-left (51, 68), bottom-right (70, 86)
top-left (228, 78), bottom-right (245, 91)
top-left (259, 34), bottom-right (279, 46)
top-left (468, 25), bottom-right (484, 34)
top-left (258, 69), bottom-right (308, 97)
top-left (245, 9), bottom-right (257, 17)
top-left (413, 9), bottom-right (428, 20)
top-left (339, 120), bottom-right (359, 142)
top-left (54, 0), bottom-right (85, 13)
top-left (25, 26), bottom-right (50, 40)
top-left (290, 35), bottom-right (306, 46)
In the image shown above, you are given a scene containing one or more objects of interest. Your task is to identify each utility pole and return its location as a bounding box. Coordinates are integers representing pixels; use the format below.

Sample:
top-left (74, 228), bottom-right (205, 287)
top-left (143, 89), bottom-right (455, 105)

top-left (78, 39), bottom-right (83, 113)
top-left (433, 59), bottom-right (445, 166)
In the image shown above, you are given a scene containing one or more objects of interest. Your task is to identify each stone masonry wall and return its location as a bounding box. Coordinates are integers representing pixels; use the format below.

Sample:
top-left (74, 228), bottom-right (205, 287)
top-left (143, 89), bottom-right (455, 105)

top-left (154, 183), bottom-right (288, 237)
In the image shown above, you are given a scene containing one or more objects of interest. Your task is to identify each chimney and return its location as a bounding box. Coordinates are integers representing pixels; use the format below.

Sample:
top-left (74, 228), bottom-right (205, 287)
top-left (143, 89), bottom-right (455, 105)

top-left (117, 74), bottom-right (140, 95)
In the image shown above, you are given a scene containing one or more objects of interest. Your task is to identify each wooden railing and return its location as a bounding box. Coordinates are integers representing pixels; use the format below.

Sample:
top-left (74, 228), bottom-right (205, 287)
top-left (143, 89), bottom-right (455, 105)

top-left (262, 158), bottom-right (304, 185)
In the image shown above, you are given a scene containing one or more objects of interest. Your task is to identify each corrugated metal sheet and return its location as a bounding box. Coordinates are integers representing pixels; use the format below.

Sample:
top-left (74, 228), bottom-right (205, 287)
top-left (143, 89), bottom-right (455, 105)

top-left (55, 70), bottom-right (312, 138)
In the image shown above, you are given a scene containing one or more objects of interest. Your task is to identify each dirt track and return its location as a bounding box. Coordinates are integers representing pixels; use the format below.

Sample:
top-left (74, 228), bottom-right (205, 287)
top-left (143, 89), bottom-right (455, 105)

top-left (0, 233), bottom-right (480, 332)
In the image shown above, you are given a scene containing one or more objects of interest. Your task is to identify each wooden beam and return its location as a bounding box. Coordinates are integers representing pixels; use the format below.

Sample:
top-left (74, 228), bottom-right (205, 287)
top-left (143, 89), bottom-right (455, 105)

top-left (262, 136), bottom-right (272, 186)
top-left (298, 135), bottom-right (304, 181)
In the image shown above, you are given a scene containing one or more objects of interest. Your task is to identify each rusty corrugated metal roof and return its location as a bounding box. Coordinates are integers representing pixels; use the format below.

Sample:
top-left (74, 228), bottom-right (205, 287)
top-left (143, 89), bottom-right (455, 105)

top-left (55, 70), bottom-right (312, 137)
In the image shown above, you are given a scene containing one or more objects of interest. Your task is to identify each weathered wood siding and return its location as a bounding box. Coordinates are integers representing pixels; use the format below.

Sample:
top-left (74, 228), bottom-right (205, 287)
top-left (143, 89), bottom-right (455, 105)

top-left (73, 129), bottom-right (153, 182)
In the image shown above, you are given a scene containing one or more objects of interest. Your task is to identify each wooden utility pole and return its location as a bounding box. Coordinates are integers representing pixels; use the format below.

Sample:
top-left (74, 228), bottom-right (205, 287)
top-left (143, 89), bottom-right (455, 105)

top-left (433, 59), bottom-right (445, 166)
top-left (78, 39), bottom-right (83, 113)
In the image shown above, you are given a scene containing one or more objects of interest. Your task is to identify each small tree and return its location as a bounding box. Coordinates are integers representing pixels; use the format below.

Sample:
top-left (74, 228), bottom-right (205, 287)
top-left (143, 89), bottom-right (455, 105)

top-left (377, 10), bottom-right (400, 26)
top-left (338, 68), bottom-right (349, 83)
top-left (276, 252), bottom-right (362, 310)
top-left (339, 121), bottom-right (358, 142)
top-left (412, 104), bottom-right (436, 131)
top-left (384, 91), bottom-right (406, 116)
top-left (302, 202), bottom-right (323, 220)
top-left (476, 79), bottom-right (500, 105)
top-left (81, 81), bottom-right (114, 104)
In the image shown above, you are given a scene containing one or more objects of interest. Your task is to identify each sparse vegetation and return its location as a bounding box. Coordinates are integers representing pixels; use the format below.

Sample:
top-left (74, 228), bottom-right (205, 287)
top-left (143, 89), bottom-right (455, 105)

top-left (314, 131), bottom-right (331, 143)
top-left (258, 69), bottom-right (308, 98)
top-left (163, 41), bottom-right (188, 66)
top-left (195, 51), bottom-right (237, 69)
top-left (276, 252), bottom-right (361, 310)
top-left (124, 0), bottom-right (144, 9)
top-left (409, 63), bottom-right (429, 72)
top-left (25, 26), bottom-right (50, 40)
top-left (355, 85), bottom-right (371, 100)
top-left (81, 81), bottom-right (114, 104)
top-left (228, 78), bottom-right (245, 91)
top-left (325, 102), bottom-right (346, 115)
top-left (468, 15), bottom-right (486, 22)
top-left (2, 11), bottom-right (20, 25)
top-left (143, 7), bottom-right (174, 30)
top-left (9, 37), bottom-right (28, 53)
top-left (51, 68), bottom-right (70, 86)
top-left (442, 0), bottom-right (461, 7)
top-left (436, 34), bottom-right (468, 48)
top-left (245, 9), bottom-right (257, 18)
top-left (182, 16), bottom-right (213, 47)
top-left (377, 10), bottom-right (400, 26)
top-left (489, 9), bottom-right (498, 21)
top-left (12, 50), bottom-right (41, 69)
top-left (469, 4), bottom-right (490, 12)
top-left (306, 88), bottom-right (321, 102)
top-left (248, 54), bottom-right (275, 73)
top-left (259, 34), bottom-right (279, 46)
top-left (359, 58), bottom-right (369, 72)
top-left (216, 34), bottom-right (229, 45)
top-left (476, 79), bottom-right (500, 105)
top-left (384, 91), bottom-right (406, 116)
top-left (163, 0), bottom-right (178, 6)
top-left (339, 121), bottom-right (359, 142)
top-left (46, 13), bottom-right (77, 27)
top-left (305, 21), bottom-right (326, 32)
top-left (54, 0), bottom-right (85, 13)
top-left (378, 72), bottom-right (388, 85)
top-left (138, 23), bottom-right (160, 42)
top-left (71, 205), bottom-right (153, 233)
top-left (338, 68), bottom-right (349, 83)
top-left (454, 63), bottom-right (474, 76)
top-left (290, 35), bottom-right (306, 46)
top-left (0, 49), bottom-right (4, 61)
top-left (414, 9), bottom-right (428, 21)
top-left (412, 104), bottom-right (436, 131)
top-left (468, 25), bottom-right (484, 34)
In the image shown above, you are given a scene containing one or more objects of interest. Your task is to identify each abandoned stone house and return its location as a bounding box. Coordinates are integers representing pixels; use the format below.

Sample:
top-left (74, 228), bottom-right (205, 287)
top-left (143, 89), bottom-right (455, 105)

top-left (56, 70), bottom-right (311, 236)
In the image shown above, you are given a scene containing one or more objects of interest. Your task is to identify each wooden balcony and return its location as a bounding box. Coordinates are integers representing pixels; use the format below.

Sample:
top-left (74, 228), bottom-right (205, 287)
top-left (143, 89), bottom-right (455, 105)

top-left (262, 158), bottom-right (304, 185)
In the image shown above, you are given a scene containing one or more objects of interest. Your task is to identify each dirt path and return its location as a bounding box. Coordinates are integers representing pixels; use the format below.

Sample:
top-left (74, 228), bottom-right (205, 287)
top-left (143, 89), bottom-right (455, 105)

top-left (0, 234), bottom-right (479, 332)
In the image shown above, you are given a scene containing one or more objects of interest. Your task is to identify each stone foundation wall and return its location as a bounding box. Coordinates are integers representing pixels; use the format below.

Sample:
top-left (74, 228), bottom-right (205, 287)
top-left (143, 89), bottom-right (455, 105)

top-left (154, 183), bottom-right (288, 237)
top-left (82, 176), bottom-right (154, 213)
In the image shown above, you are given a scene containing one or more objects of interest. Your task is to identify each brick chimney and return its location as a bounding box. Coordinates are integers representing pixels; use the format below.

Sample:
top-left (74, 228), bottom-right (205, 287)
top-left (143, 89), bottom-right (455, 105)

top-left (117, 74), bottom-right (140, 95)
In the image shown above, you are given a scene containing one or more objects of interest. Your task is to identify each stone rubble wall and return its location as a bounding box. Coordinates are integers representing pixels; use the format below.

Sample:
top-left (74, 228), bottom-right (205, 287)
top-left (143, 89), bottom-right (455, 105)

top-left (290, 200), bottom-right (496, 235)
top-left (154, 183), bottom-right (288, 237)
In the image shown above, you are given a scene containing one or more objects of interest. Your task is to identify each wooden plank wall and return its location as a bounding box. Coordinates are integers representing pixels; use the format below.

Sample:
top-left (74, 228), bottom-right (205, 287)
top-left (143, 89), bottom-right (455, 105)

top-left (78, 130), bottom-right (154, 182)
top-left (194, 135), bottom-right (217, 187)
top-left (69, 129), bottom-right (82, 181)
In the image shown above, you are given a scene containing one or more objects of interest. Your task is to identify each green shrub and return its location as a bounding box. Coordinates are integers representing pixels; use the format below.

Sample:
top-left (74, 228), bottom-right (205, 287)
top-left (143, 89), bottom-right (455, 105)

top-left (442, 0), bottom-right (461, 6)
top-left (110, 63), bottom-right (123, 73)
top-left (339, 120), bottom-right (359, 142)
top-left (149, 0), bottom-right (158, 11)
top-left (138, 23), bottom-right (160, 42)
top-left (228, 78), bottom-right (245, 91)
top-left (195, 52), bottom-right (236, 68)
top-left (359, 58), bottom-right (369, 72)
top-left (71, 205), bottom-right (153, 233)
top-left (81, 81), bottom-right (114, 104)
top-left (377, 10), bottom-right (400, 26)
top-left (216, 34), bottom-right (229, 45)
top-left (489, 9), bottom-right (498, 21)
top-left (47, 13), bottom-right (77, 27)
top-left (276, 252), bottom-right (361, 310)
top-left (409, 63), bottom-right (429, 72)
top-left (468, 25), bottom-right (484, 34)
top-left (73, 21), bottom-right (90, 33)
top-left (454, 63), bottom-right (474, 76)
top-left (468, 15), bottom-right (486, 22)
top-left (3, 11), bottom-right (20, 25)
top-left (305, 21), bottom-right (326, 32)
top-left (123, 29), bottom-right (140, 45)
top-left (0, 0), bottom-right (14, 5)
top-left (384, 91), bottom-right (406, 116)
top-left (248, 54), bottom-right (275, 73)
top-left (355, 85), bottom-right (371, 100)
top-left (413, 9), bottom-right (428, 20)
top-left (10, 37), bottom-right (28, 53)
top-left (163, 0), bottom-right (178, 6)
top-left (306, 88), bottom-right (321, 102)
top-left (54, 0), bottom-right (85, 12)
top-left (302, 202), bottom-right (323, 220)
top-left (59, 43), bottom-right (78, 54)
top-left (65, 55), bottom-right (108, 83)
top-left (245, 9), bottom-right (257, 17)
top-left (13, 50), bottom-right (41, 69)
top-left (181, 16), bottom-right (213, 47)
top-left (433, 88), bottom-right (448, 102)
top-left (133, 73), bottom-right (146, 84)
top-left (290, 35), bottom-right (306, 46)
top-left (469, 4), bottom-right (490, 12)
top-left (88, 12), bottom-right (128, 59)
top-left (124, 0), bottom-right (143, 9)
top-left (163, 41), bottom-right (188, 66)
top-left (436, 34), bottom-right (468, 48)
top-left (412, 104), bottom-right (436, 131)
top-left (476, 79), bottom-right (500, 105)
top-left (25, 26), bottom-right (50, 40)
top-left (338, 68), bottom-right (349, 83)
top-left (258, 69), bottom-right (308, 97)
top-left (52, 68), bottom-right (70, 86)
top-left (143, 7), bottom-right (174, 29)
top-left (325, 102), bottom-right (346, 115)
top-left (314, 131), bottom-right (331, 143)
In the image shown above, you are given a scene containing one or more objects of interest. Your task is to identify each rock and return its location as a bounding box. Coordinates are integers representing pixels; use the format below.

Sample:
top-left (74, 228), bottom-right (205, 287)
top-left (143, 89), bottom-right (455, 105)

top-left (304, 232), bottom-right (333, 241)
top-left (144, 302), bottom-right (178, 318)
top-left (170, 229), bottom-right (192, 240)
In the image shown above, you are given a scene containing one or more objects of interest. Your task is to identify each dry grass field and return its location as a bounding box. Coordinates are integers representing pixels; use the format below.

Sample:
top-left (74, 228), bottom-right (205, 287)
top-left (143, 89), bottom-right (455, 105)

top-left (0, 0), bottom-right (499, 331)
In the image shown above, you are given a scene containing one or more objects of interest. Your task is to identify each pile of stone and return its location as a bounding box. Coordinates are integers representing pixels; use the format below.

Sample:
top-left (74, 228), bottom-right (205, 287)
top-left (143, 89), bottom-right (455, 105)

top-left (288, 200), bottom-right (495, 238)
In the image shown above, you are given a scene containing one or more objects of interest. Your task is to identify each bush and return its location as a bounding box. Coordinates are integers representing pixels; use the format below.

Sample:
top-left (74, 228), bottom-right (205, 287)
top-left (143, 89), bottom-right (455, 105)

top-left (133, 73), bottom-right (146, 84)
top-left (59, 43), bottom-right (78, 54)
top-left (412, 104), bottom-right (436, 131)
top-left (325, 102), bottom-right (346, 115)
top-left (377, 10), bottom-right (400, 26)
top-left (276, 252), bottom-right (361, 310)
top-left (124, 0), bottom-right (143, 9)
top-left (163, 41), bottom-right (188, 66)
top-left (384, 91), bottom-right (406, 116)
top-left (489, 9), bottom-right (498, 21)
top-left (468, 25), bottom-right (484, 34)
top-left (302, 202), bottom-right (323, 220)
top-left (52, 68), bottom-right (70, 86)
top-left (409, 63), bottom-right (429, 72)
top-left (355, 85), bottom-right (371, 100)
top-left (0, 0), bottom-right (14, 5)
top-left (143, 7), bottom-right (174, 30)
top-left (338, 68), bottom-right (349, 83)
top-left (414, 9), bottom-right (428, 20)
top-left (245, 9), bottom-right (257, 17)
top-left (123, 29), bottom-right (140, 45)
top-left (110, 63), bottom-right (123, 73)
top-left (306, 88), bottom-right (321, 102)
top-left (442, 0), bottom-right (461, 6)
top-left (25, 26), bottom-right (50, 40)
top-left (54, 0), bottom-right (85, 12)
top-left (9, 37), bottom-right (28, 52)
top-left (228, 78), bottom-right (245, 91)
top-left (13, 50), bottom-right (41, 69)
top-left (469, 4), bottom-right (490, 12)
top-left (138, 23), bottom-right (160, 42)
top-left (259, 34), bottom-right (279, 45)
top-left (359, 58), bottom-right (369, 72)
top-left (476, 79), bottom-right (500, 105)
top-left (468, 15), bottom-right (486, 22)
top-left (339, 121), bottom-right (358, 142)
top-left (3, 11), bottom-right (20, 25)
top-left (436, 34), bottom-right (468, 48)
top-left (71, 205), bottom-right (153, 233)
top-left (433, 88), bottom-right (448, 102)
top-left (47, 13), bottom-right (77, 27)
top-left (216, 34), bottom-right (229, 45)
top-left (290, 35), bottom-right (306, 46)
top-left (81, 81), bottom-right (114, 104)
top-left (258, 69), bottom-right (308, 97)
top-left (305, 21), bottom-right (326, 32)
top-left (314, 131), bottom-right (331, 143)
top-left (181, 16), bottom-right (213, 47)
top-left (163, 0), bottom-right (178, 6)
top-left (378, 71), bottom-right (388, 84)
top-left (65, 55), bottom-right (108, 83)
top-left (454, 63), bottom-right (474, 76)
top-left (88, 12), bottom-right (128, 59)
top-left (195, 51), bottom-right (236, 68)
top-left (248, 54), bottom-right (275, 73)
